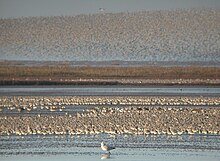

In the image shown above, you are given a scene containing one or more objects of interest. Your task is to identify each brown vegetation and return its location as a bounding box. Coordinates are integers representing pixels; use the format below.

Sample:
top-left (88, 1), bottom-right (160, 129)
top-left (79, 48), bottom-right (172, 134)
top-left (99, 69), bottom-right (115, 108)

top-left (0, 66), bottom-right (219, 85)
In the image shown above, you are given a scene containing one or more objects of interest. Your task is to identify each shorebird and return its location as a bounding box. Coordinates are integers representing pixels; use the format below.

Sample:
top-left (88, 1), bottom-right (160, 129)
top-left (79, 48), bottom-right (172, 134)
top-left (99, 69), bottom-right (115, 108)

top-left (101, 142), bottom-right (115, 153)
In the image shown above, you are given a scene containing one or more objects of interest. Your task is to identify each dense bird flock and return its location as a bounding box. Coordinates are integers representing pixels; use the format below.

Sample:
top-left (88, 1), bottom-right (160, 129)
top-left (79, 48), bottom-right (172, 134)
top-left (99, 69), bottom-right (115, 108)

top-left (0, 96), bottom-right (220, 135)
top-left (1, 106), bottom-right (219, 136)
top-left (1, 96), bottom-right (220, 111)
top-left (0, 8), bottom-right (220, 62)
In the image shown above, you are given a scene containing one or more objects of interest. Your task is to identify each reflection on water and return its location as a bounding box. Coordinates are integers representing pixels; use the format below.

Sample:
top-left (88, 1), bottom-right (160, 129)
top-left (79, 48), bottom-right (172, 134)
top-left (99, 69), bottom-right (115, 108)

top-left (0, 134), bottom-right (220, 161)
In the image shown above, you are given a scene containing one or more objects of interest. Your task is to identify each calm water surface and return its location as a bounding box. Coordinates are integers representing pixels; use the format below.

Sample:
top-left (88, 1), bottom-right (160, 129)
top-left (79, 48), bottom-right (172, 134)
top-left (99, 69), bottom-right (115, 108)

top-left (0, 134), bottom-right (220, 161)
top-left (0, 86), bottom-right (219, 96)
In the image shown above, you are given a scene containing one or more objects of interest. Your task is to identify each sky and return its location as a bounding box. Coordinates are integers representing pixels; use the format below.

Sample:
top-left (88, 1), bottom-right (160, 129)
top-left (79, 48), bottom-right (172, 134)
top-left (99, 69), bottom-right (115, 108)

top-left (0, 0), bottom-right (220, 18)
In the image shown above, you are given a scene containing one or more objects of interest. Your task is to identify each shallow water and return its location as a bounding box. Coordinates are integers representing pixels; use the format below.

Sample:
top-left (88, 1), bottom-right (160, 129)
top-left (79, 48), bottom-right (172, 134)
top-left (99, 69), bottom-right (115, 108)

top-left (0, 86), bottom-right (220, 96)
top-left (0, 134), bottom-right (220, 161)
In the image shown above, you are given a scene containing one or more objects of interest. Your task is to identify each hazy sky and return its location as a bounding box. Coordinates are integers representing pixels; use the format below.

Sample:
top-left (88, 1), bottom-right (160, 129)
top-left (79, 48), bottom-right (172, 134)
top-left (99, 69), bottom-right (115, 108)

top-left (0, 0), bottom-right (220, 18)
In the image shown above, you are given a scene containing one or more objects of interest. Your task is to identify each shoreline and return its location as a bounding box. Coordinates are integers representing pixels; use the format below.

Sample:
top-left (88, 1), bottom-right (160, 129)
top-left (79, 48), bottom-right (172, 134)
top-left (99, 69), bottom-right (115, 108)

top-left (0, 65), bottom-right (219, 86)
top-left (1, 60), bottom-right (220, 67)
top-left (1, 78), bottom-right (220, 86)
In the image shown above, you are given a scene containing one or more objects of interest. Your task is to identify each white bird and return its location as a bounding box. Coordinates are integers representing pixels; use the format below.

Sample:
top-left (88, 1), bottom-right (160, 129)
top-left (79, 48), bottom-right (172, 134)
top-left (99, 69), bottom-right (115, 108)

top-left (101, 142), bottom-right (115, 152)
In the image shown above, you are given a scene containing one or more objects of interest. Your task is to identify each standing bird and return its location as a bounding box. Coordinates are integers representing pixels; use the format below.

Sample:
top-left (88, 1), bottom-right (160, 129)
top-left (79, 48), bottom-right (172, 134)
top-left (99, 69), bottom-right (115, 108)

top-left (101, 142), bottom-right (115, 153)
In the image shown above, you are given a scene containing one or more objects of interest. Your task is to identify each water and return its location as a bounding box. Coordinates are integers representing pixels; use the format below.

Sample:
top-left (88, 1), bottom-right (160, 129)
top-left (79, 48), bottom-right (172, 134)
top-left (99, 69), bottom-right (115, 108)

top-left (0, 86), bottom-right (219, 96)
top-left (0, 134), bottom-right (220, 161)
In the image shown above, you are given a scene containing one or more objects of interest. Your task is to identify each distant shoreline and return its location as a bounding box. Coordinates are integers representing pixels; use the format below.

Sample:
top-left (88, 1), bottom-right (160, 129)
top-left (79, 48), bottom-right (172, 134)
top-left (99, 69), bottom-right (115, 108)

top-left (0, 65), bottom-right (219, 86)
top-left (1, 79), bottom-right (220, 86)
top-left (1, 60), bottom-right (220, 67)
